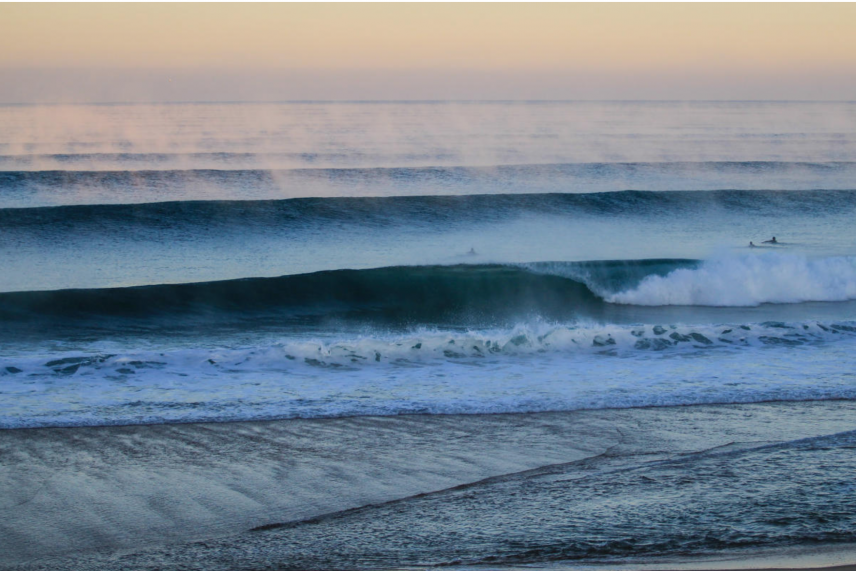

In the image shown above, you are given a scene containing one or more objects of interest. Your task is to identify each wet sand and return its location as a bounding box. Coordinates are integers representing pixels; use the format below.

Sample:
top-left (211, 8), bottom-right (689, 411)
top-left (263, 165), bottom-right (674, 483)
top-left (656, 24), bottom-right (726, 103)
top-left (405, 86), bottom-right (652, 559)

top-left (2, 401), bottom-right (855, 570)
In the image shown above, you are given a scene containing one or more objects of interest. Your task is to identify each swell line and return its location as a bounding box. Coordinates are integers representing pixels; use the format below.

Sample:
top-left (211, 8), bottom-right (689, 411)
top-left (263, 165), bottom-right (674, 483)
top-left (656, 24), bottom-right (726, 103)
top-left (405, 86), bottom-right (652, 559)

top-left (2, 190), bottom-right (856, 228)
top-left (4, 162), bottom-right (856, 208)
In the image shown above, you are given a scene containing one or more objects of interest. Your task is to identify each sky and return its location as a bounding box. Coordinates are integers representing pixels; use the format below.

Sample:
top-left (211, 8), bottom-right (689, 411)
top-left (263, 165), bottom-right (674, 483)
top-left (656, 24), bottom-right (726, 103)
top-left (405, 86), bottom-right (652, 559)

top-left (1, 3), bottom-right (855, 102)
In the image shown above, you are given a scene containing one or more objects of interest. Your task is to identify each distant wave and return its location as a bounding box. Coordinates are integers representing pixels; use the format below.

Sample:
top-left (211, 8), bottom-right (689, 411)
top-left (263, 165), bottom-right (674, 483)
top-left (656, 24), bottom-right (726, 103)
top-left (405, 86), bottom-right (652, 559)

top-left (0, 151), bottom-right (461, 170)
top-left (2, 158), bottom-right (855, 172)
top-left (3, 190), bottom-right (856, 232)
top-left (4, 162), bottom-right (856, 208)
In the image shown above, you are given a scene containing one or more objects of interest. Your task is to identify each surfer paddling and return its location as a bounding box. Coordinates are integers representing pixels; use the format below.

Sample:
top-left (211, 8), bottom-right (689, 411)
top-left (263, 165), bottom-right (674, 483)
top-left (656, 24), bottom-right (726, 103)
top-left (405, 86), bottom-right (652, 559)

top-left (749, 237), bottom-right (779, 247)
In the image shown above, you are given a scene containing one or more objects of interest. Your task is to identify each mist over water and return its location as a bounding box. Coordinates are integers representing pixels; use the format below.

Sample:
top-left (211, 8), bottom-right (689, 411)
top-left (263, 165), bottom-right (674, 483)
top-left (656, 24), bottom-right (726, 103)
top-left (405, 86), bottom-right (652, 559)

top-left (2, 101), bottom-right (856, 428)
top-left (3, 101), bottom-right (856, 172)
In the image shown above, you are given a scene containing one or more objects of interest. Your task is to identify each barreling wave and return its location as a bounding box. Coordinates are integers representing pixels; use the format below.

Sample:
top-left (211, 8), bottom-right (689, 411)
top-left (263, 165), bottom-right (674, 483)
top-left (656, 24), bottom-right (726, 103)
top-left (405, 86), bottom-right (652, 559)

top-left (0, 263), bottom-right (610, 326)
top-left (3, 254), bottom-right (856, 330)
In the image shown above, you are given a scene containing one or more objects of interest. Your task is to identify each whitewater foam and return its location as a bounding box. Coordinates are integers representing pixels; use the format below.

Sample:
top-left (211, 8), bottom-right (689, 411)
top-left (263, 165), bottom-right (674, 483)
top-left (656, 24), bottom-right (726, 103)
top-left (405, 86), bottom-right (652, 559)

top-left (606, 252), bottom-right (856, 307)
top-left (2, 319), bottom-right (856, 428)
top-left (3, 320), bottom-right (852, 374)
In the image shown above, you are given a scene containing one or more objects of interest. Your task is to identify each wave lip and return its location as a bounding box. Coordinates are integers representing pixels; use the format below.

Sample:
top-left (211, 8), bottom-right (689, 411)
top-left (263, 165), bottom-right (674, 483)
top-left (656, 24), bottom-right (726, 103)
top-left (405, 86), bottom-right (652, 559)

top-left (606, 253), bottom-right (856, 307)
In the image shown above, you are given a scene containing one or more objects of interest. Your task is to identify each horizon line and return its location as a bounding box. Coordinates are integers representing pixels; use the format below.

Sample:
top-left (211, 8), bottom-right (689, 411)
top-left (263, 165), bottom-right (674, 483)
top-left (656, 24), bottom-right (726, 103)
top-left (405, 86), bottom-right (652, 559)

top-left (3, 99), bottom-right (856, 107)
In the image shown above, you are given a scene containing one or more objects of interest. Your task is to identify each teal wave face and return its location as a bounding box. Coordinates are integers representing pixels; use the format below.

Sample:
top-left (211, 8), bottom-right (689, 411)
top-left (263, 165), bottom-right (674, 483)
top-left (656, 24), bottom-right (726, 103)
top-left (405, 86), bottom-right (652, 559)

top-left (0, 264), bottom-right (607, 328)
top-left (6, 255), bottom-right (856, 344)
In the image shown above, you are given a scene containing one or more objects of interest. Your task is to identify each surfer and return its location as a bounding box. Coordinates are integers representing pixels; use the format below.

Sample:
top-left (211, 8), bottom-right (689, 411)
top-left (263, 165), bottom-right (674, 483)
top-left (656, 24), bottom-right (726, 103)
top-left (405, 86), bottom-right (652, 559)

top-left (749, 241), bottom-right (756, 248)
top-left (762, 236), bottom-right (778, 244)
top-left (467, 247), bottom-right (477, 256)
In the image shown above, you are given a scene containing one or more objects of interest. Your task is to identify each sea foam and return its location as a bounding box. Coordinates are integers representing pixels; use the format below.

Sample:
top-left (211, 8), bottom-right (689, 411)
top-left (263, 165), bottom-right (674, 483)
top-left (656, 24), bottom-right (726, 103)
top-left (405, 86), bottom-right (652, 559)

top-left (2, 320), bottom-right (856, 428)
top-left (606, 253), bottom-right (856, 307)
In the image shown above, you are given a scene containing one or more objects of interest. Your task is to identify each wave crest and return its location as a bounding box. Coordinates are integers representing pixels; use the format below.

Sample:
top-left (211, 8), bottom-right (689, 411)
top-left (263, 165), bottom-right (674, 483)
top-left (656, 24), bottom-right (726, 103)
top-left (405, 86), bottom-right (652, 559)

top-left (606, 253), bottom-right (856, 307)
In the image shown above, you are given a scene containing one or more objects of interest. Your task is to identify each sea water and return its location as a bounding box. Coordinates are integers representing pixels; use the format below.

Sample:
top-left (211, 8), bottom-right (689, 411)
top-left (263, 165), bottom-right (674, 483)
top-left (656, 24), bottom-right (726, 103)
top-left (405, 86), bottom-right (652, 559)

top-left (1, 101), bottom-right (856, 566)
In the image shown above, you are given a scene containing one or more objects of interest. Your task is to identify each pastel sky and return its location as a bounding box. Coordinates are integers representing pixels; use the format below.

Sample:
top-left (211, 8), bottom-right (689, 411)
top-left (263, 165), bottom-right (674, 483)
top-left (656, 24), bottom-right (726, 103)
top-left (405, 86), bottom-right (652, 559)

top-left (2, 3), bottom-right (855, 102)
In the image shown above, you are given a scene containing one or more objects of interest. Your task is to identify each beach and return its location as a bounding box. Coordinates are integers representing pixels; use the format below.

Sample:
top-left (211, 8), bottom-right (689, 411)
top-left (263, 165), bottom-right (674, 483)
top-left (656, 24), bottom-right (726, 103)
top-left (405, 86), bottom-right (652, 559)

top-left (3, 400), bottom-right (855, 570)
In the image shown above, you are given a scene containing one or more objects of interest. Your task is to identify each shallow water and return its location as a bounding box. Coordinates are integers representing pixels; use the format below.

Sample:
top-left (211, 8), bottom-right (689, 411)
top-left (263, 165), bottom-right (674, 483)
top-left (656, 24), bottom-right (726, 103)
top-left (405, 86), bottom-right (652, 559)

top-left (5, 402), bottom-right (854, 570)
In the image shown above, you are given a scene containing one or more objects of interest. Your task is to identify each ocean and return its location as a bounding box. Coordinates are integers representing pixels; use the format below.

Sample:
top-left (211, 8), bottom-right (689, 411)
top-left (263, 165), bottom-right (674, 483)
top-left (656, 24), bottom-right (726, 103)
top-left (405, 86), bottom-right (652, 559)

top-left (1, 101), bottom-right (855, 569)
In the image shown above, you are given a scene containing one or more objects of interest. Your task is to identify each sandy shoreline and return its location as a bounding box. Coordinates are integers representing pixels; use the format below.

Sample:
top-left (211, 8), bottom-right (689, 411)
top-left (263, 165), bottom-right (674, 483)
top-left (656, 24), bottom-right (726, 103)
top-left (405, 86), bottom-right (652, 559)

top-left (2, 401), bottom-right (855, 570)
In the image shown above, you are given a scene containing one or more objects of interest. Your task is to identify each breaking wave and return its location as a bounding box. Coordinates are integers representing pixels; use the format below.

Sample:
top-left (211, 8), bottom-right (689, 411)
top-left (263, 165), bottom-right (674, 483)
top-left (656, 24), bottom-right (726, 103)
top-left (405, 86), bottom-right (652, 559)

top-left (4, 253), bottom-right (856, 330)
top-left (3, 318), bottom-right (856, 428)
top-left (607, 253), bottom-right (856, 307)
